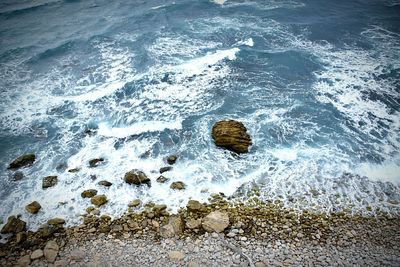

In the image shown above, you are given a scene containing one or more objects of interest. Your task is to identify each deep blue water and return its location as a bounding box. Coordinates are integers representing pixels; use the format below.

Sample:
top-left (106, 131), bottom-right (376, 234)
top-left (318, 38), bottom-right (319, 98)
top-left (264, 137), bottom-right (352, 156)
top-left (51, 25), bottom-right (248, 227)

top-left (0, 0), bottom-right (399, 230)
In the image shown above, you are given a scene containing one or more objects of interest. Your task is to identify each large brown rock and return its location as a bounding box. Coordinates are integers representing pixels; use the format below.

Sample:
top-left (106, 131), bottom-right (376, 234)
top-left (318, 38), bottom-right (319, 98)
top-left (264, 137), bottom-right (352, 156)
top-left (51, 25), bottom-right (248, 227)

top-left (8, 154), bottom-right (36, 169)
top-left (202, 211), bottom-right (229, 233)
top-left (25, 201), bottom-right (42, 214)
top-left (124, 169), bottom-right (151, 186)
top-left (91, 195), bottom-right (107, 206)
top-left (1, 216), bottom-right (26, 234)
top-left (160, 215), bottom-right (184, 238)
top-left (42, 176), bottom-right (58, 189)
top-left (211, 120), bottom-right (252, 153)
top-left (81, 189), bottom-right (98, 198)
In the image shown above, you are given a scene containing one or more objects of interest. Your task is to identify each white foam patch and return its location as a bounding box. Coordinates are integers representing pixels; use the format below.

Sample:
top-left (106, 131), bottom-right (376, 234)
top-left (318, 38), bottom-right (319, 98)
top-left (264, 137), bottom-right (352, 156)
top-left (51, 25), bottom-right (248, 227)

top-left (237, 38), bottom-right (254, 47)
top-left (213, 0), bottom-right (227, 5)
top-left (98, 120), bottom-right (183, 138)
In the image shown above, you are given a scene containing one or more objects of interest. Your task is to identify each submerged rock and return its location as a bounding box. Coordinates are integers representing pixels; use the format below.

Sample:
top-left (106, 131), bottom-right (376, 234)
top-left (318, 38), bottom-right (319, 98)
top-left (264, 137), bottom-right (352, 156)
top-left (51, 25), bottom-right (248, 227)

top-left (124, 169), bottom-right (151, 186)
top-left (91, 195), bottom-right (107, 206)
top-left (170, 181), bottom-right (186, 190)
top-left (8, 153), bottom-right (36, 169)
top-left (98, 180), bottom-right (112, 187)
top-left (42, 176), bottom-right (58, 189)
top-left (160, 166), bottom-right (172, 173)
top-left (68, 168), bottom-right (80, 173)
top-left (12, 171), bottom-right (24, 181)
top-left (81, 189), bottom-right (98, 198)
top-left (89, 158), bottom-right (104, 168)
top-left (211, 120), bottom-right (252, 153)
top-left (202, 211), bottom-right (229, 233)
top-left (0, 216), bottom-right (26, 234)
top-left (25, 201), bottom-right (42, 214)
top-left (156, 176), bottom-right (169, 183)
top-left (167, 155), bottom-right (178, 165)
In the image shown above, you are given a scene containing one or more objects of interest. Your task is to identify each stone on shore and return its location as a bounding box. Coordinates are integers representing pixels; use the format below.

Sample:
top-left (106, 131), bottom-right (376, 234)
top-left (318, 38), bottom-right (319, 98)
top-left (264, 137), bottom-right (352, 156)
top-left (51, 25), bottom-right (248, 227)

top-left (17, 255), bottom-right (31, 267)
top-left (170, 181), bottom-right (186, 190)
top-left (44, 240), bottom-right (59, 263)
top-left (8, 153), bottom-right (36, 169)
top-left (202, 211), bottom-right (230, 233)
top-left (81, 189), bottom-right (98, 198)
top-left (16, 232), bottom-right (27, 243)
top-left (30, 249), bottom-right (43, 260)
top-left (70, 249), bottom-right (85, 262)
top-left (211, 120), bottom-right (252, 153)
top-left (187, 200), bottom-right (202, 211)
top-left (98, 180), bottom-right (112, 187)
top-left (168, 250), bottom-right (185, 261)
top-left (91, 195), bottom-right (107, 206)
top-left (160, 215), bottom-right (184, 238)
top-left (47, 218), bottom-right (66, 225)
top-left (0, 216), bottom-right (26, 234)
top-left (128, 199), bottom-right (141, 207)
top-left (25, 201), bottom-right (41, 214)
top-left (124, 169), bottom-right (151, 186)
top-left (167, 155), bottom-right (178, 165)
top-left (42, 176), bottom-right (58, 189)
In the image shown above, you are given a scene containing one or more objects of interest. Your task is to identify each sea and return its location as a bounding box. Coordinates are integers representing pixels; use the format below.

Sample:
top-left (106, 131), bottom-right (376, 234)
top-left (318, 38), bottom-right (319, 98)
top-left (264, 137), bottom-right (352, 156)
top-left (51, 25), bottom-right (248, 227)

top-left (0, 0), bottom-right (399, 231)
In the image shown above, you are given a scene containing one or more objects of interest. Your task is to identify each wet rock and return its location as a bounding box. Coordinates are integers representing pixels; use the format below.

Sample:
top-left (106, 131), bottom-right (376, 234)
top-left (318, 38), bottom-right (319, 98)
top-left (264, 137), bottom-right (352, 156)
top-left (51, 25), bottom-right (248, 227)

top-left (89, 158), bottom-right (104, 167)
top-left (168, 250), bottom-right (185, 261)
top-left (156, 175), bottom-right (169, 183)
top-left (98, 180), bottom-right (112, 187)
top-left (160, 166), bottom-right (173, 173)
top-left (211, 120), bottom-right (252, 153)
top-left (0, 216), bottom-right (26, 234)
top-left (187, 200), bottom-right (202, 211)
top-left (91, 195), bottom-right (107, 206)
top-left (13, 171), bottom-right (24, 181)
top-left (160, 215), bottom-right (184, 238)
top-left (153, 204), bottom-right (167, 216)
top-left (8, 153), bottom-right (36, 169)
top-left (44, 240), bottom-right (59, 263)
top-left (42, 175), bottom-right (58, 189)
top-left (170, 181), bottom-right (186, 190)
top-left (68, 168), bottom-right (80, 173)
top-left (124, 169), bottom-right (151, 186)
top-left (48, 218), bottom-right (66, 225)
top-left (81, 189), bottom-right (98, 198)
top-left (31, 249), bottom-right (44, 260)
top-left (25, 201), bottom-right (41, 214)
top-left (167, 155), bottom-right (178, 165)
top-left (202, 211), bottom-right (230, 233)
top-left (128, 199), bottom-right (141, 207)
top-left (16, 232), bottom-right (28, 243)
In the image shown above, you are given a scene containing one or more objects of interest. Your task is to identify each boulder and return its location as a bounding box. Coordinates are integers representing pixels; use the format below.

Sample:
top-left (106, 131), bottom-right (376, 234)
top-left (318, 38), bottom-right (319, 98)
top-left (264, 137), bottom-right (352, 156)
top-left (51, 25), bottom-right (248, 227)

top-left (170, 181), bottom-right (186, 190)
top-left (89, 158), bottom-right (104, 167)
top-left (81, 189), bottom-right (98, 198)
top-left (153, 204), bottom-right (167, 216)
top-left (187, 200), bottom-right (202, 211)
top-left (160, 166), bottom-right (172, 173)
top-left (124, 169), bottom-right (151, 186)
top-left (0, 216), bottom-right (26, 234)
top-left (160, 215), bottom-right (184, 238)
top-left (156, 176), bottom-right (169, 183)
top-left (167, 155), bottom-right (178, 165)
top-left (202, 211), bottom-right (230, 233)
top-left (211, 120), bottom-right (252, 153)
top-left (128, 199), bottom-right (141, 207)
top-left (25, 201), bottom-right (41, 214)
top-left (186, 219), bottom-right (202, 229)
top-left (42, 176), bottom-right (58, 189)
top-left (91, 195), bottom-right (107, 206)
top-left (44, 240), bottom-right (59, 263)
top-left (98, 180), bottom-right (112, 187)
top-left (70, 249), bottom-right (85, 262)
top-left (8, 154), bottom-right (36, 169)
top-left (47, 218), bottom-right (65, 225)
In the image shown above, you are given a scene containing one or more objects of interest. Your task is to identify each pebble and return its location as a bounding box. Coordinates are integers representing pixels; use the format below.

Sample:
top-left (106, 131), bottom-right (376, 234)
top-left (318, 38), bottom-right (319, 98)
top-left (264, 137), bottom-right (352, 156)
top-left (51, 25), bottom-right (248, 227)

top-left (31, 249), bottom-right (44, 260)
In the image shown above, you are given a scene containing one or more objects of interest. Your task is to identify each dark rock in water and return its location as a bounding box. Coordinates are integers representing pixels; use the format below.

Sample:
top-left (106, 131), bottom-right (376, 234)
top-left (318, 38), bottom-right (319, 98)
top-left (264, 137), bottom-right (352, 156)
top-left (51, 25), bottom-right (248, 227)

top-left (42, 176), bottom-right (58, 189)
top-left (211, 120), bottom-right (252, 153)
top-left (1, 216), bottom-right (26, 234)
top-left (56, 163), bottom-right (68, 172)
top-left (13, 171), bottom-right (24, 181)
top-left (37, 224), bottom-right (57, 238)
top-left (91, 195), bottom-right (107, 206)
top-left (68, 168), bottom-right (80, 173)
top-left (8, 154), bottom-right (36, 169)
top-left (81, 189), bottom-right (98, 198)
top-left (89, 158), bottom-right (104, 167)
top-left (47, 218), bottom-right (65, 225)
top-left (124, 169), bottom-right (151, 186)
top-left (156, 176), bottom-right (169, 183)
top-left (84, 129), bottom-right (97, 136)
top-left (167, 155), bottom-right (178, 165)
top-left (187, 200), bottom-right (202, 211)
top-left (170, 181), bottom-right (186, 190)
top-left (160, 166), bottom-right (172, 173)
top-left (98, 180), bottom-right (112, 187)
top-left (90, 175), bottom-right (97, 180)
top-left (25, 201), bottom-right (42, 214)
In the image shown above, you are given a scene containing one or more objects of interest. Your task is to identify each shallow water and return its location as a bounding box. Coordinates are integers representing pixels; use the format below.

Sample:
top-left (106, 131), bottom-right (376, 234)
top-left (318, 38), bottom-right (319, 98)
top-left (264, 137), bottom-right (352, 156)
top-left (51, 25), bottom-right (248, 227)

top-left (0, 0), bottom-right (399, 231)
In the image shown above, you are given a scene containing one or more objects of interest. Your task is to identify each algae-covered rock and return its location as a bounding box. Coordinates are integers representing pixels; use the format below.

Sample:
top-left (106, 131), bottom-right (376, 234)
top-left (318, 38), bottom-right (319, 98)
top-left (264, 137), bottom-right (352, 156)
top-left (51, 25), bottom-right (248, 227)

top-left (211, 120), bottom-right (252, 153)
top-left (170, 181), bottom-right (186, 190)
top-left (25, 201), bottom-right (42, 214)
top-left (202, 211), bottom-right (229, 233)
top-left (81, 189), bottom-right (98, 198)
top-left (8, 154), bottom-right (36, 169)
top-left (0, 216), bottom-right (26, 234)
top-left (42, 176), bottom-right (58, 189)
top-left (167, 155), bottom-right (178, 165)
top-left (124, 169), bottom-right (151, 186)
top-left (91, 195), bottom-right (107, 206)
